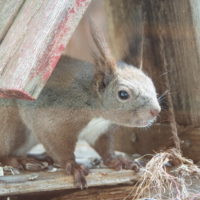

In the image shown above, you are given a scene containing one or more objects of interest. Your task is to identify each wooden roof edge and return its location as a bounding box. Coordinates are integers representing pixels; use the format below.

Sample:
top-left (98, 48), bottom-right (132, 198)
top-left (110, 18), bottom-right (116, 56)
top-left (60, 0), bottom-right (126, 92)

top-left (0, 0), bottom-right (92, 100)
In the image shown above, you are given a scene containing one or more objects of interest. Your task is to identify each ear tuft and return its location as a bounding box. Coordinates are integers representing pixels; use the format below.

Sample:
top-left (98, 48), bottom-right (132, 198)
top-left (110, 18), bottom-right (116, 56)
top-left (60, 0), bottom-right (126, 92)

top-left (89, 18), bottom-right (117, 74)
top-left (89, 18), bottom-right (117, 94)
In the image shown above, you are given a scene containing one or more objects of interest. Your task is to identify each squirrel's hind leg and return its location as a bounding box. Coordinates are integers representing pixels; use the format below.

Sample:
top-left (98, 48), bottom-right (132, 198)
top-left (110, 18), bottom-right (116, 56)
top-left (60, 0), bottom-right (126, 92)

top-left (0, 105), bottom-right (38, 170)
top-left (35, 116), bottom-right (91, 188)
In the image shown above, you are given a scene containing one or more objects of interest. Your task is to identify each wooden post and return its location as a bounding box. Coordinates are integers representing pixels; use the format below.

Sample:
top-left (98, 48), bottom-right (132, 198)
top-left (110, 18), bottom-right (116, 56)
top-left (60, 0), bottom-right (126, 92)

top-left (105, 0), bottom-right (173, 155)
top-left (105, 0), bottom-right (144, 67)
top-left (0, 0), bottom-right (91, 100)
top-left (141, 0), bottom-right (200, 160)
top-left (105, 0), bottom-right (200, 160)
top-left (142, 0), bottom-right (200, 126)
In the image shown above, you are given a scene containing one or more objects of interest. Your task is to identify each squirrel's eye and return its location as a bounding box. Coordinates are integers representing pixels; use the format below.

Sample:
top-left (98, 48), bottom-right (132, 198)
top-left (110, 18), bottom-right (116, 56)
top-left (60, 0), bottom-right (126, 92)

top-left (118, 90), bottom-right (130, 100)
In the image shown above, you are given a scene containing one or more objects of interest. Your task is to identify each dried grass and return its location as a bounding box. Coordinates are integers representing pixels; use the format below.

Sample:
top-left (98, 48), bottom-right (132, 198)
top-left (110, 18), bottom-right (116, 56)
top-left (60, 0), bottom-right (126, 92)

top-left (126, 148), bottom-right (200, 200)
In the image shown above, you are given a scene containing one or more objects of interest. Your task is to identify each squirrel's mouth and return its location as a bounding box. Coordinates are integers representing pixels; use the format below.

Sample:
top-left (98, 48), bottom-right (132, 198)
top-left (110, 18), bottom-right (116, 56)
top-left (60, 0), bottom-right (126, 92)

top-left (135, 118), bottom-right (156, 127)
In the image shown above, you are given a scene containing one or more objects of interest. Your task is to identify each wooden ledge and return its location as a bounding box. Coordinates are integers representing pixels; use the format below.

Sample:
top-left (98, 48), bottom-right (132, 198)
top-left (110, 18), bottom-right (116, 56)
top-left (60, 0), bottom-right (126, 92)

top-left (0, 169), bottom-right (139, 196)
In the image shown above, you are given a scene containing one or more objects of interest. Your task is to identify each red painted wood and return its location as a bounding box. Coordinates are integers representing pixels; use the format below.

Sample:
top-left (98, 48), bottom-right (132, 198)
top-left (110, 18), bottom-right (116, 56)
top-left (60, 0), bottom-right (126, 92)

top-left (0, 0), bottom-right (91, 100)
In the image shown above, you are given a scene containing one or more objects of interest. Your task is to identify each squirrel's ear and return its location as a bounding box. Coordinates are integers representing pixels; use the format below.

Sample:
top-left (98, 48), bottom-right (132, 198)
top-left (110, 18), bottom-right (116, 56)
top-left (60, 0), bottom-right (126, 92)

top-left (89, 18), bottom-right (117, 93)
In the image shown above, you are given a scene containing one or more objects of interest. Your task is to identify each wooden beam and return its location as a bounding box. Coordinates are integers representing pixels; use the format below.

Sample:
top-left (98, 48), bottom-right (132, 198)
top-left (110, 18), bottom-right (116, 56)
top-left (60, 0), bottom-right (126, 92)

top-left (0, 169), bottom-right (139, 196)
top-left (50, 179), bottom-right (200, 200)
top-left (49, 185), bottom-right (135, 200)
top-left (0, 0), bottom-right (25, 42)
top-left (0, 168), bottom-right (199, 199)
top-left (0, 0), bottom-right (91, 100)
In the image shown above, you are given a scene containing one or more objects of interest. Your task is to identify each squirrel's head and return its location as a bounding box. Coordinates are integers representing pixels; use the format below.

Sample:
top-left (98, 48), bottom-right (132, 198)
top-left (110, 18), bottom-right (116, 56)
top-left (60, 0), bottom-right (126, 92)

top-left (94, 60), bottom-right (161, 128)
top-left (91, 20), bottom-right (160, 128)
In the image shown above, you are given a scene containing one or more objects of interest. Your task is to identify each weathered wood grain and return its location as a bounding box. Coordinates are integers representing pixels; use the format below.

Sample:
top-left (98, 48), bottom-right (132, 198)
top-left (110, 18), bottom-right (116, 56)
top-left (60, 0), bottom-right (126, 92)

top-left (0, 169), bottom-right (139, 196)
top-left (115, 123), bottom-right (200, 162)
top-left (51, 185), bottom-right (135, 200)
top-left (0, 0), bottom-right (24, 42)
top-left (105, 0), bottom-right (144, 67)
top-left (0, 157), bottom-right (198, 199)
top-left (105, 0), bottom-right (173, 156)
top-left (1, 168), bottom-right (199, 199)
top-left (181, 127), bottom-right (200, 162)
top-left (105, 0), bottom-right (200, 162)
top-left (49, 177), bottom-right (200, 200)
top-left (51, 178), bottom-right (200, 200)
top-left (143, 0), bottom-right (200, 126)
top-left (63, 0), bottom-right (107, 64)
top-left (0, 0), bottom-right (91, 100)
top-left (136, 0), bottom-right (200, 160)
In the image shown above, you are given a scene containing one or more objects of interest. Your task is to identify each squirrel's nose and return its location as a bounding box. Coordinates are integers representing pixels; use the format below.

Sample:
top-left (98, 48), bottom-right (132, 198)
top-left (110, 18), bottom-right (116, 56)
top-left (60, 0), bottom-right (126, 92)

top-left (150, 108), bottom-right (160, 117)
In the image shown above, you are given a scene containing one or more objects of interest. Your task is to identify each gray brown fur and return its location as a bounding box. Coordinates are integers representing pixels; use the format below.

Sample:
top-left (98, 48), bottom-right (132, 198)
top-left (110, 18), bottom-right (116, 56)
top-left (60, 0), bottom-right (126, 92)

top-left (0, 25), bottom-right (160, 187)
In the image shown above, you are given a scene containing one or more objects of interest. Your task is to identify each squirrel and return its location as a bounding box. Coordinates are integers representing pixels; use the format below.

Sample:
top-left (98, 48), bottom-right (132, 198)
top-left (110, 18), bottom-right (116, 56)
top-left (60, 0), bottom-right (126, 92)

top-left (0, 21), bottom-right (161, 188)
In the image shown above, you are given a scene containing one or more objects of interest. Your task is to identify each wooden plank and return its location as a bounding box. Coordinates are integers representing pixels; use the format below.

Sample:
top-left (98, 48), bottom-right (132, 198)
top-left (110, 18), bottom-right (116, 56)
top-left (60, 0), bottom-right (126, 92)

top-left (1, 168), bottom-right (199, 200)
top-left (131, 0), bottom-right (200, 160)
top-left (105, 0), bottom-right (200, 161)
top-left (115, 123), bottom-right (200, 163)
top-left (180, 126), bottom-right (200, 162)
top-left (0, 0), bottom-right (91, 100)
top-left (49, 185), bottom-right (135, 200)
top-left (142, 0), bottom-right (200, 126)
top-left (51, 179), bottom-right (200, 200)
top-left (114, 123), bottom-right (172, 155)
top-left (0, 0), bottom-right (25, 42)
top-left (13, 185), bottom-right (136, 200)
top-left (0, 169), bottom-right (139, 196)
top-left (105, 0), bottom-right (173, 156)
top-left (105, 0), bottom-right (144, 67)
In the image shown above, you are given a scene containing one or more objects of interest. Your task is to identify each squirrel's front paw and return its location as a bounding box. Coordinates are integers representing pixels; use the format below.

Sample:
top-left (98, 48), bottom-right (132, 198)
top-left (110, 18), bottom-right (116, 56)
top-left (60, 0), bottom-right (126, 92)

top-left (66, 160), bottom-right (89, 189)
top-left (104, 156), bottom-right (140, 171)
top-left (1, 156), bottom-right (49, 171)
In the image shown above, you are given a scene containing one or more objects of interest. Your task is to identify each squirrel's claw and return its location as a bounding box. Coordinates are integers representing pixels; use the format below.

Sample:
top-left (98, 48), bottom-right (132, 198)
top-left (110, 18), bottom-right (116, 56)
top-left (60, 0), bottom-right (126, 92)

top-left (104, 156), bottom-right (140, 172)
top-left (66, 161), bottom-right (89, 189)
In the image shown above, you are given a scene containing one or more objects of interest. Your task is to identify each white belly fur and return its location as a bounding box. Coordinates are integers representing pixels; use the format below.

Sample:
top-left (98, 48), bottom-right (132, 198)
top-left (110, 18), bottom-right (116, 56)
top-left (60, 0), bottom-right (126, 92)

top-left (78, 117), bottom-right (111, 146)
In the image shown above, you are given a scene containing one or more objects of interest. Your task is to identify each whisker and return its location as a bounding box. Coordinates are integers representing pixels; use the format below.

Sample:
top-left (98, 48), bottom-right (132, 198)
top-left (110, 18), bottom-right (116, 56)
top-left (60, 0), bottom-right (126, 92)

top-left (157, 115), bottom-right (161, 119)
top-left (159, 68), bottom-right (174, 77)
top-left (158, 89), bottom-right (179, 107)
top-left (160, 71), bottom-right (170, 77)
top-left (157, 119), bottom-right (171, 123)
top-left (160, 103), bottom-right (169, 109)
top-left (158, 90), bottom-right (169, 101)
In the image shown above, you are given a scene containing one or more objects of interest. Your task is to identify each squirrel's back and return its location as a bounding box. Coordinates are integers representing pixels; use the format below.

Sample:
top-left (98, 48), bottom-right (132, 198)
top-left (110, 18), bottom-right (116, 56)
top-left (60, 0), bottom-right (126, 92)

top-left (18, 56), bottom-right (96, 109)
